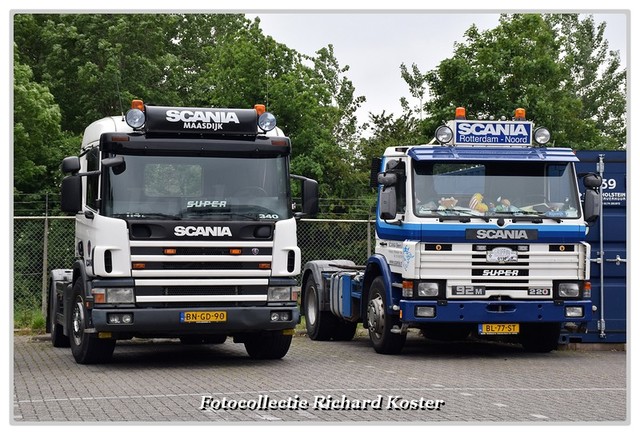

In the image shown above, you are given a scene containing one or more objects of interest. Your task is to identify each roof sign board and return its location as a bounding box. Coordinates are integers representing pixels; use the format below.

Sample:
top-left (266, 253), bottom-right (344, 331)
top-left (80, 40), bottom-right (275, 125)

top-left (144, 106), bottom-right (258, 136)
top-left (454, 120), bottom-right (533, 146)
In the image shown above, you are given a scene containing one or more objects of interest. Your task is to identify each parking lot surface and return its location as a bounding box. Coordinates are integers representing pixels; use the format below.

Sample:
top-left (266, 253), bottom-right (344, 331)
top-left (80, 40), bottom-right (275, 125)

top-left (13, 332), bottom-right (627, 424)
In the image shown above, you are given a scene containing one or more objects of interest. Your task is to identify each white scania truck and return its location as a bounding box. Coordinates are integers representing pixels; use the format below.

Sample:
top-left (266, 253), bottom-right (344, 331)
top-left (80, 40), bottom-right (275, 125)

top-left (48, 100), bottom-right (318, 363)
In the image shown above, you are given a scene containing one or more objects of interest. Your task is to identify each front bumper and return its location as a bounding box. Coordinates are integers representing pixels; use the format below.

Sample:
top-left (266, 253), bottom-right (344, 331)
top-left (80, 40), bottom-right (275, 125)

top-left (91, 305), bottom-right (299, 335)
top-left (399, 299), bottom-right (592, 323)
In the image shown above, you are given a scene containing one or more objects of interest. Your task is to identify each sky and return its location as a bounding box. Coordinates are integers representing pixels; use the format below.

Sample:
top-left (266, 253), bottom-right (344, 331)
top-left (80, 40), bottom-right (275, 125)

top-left (247, 11), bottom-right (629, 131)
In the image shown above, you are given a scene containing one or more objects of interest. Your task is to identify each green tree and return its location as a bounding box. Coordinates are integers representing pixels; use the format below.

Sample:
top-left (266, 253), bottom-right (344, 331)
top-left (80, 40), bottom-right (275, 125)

top-left (422, 14), bottom-right (625, 149)
top-left (545, 14), bottom-right (627, 148)
top-left (13, 47), bottom-right (77, 196)
top-left (13, 13), bottom-right (368, 207)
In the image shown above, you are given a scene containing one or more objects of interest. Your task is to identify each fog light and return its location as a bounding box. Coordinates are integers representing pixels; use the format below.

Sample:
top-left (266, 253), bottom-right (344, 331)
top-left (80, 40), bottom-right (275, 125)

top-left (270, 311), bottom-right (291, 322)
top-left (417, 282), bottom-right (439, 297)
top-left (565, 306), bottom-right (584, 318)
top-left (558, 283), bottom-right (580, 298)
top-left (415, 306), bottom-right (436, 318)
top-left (108, 313), bottom-right (133, 324)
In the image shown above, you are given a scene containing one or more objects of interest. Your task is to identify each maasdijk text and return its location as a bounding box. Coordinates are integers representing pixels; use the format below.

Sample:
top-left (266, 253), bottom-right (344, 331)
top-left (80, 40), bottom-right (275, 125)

top-left (199, 394), bottom-right (445, 411)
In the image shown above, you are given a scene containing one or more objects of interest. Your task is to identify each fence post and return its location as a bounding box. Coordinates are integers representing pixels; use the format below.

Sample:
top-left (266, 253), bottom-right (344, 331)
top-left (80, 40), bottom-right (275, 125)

top-left (367, 215), bottom-right (372, 258)
top-left (40, 193), bottom-right (49, 316)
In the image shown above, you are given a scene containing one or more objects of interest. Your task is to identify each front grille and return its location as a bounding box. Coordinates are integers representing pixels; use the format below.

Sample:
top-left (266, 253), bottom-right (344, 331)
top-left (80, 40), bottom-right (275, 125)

top-left (136, 286), bottom-right (266, 297)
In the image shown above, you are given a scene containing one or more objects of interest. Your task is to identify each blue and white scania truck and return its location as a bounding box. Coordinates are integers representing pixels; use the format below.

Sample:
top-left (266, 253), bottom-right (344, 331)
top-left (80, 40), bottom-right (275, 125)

top-left (302, 108), bottom-right (601, 354)
top-left (48, 100), bottom-right (318, 363)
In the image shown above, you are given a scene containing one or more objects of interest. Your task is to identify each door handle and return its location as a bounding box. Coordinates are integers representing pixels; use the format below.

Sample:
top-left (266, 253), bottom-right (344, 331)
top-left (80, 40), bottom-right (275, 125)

top-left (605, 255), bottom-right (627, 266)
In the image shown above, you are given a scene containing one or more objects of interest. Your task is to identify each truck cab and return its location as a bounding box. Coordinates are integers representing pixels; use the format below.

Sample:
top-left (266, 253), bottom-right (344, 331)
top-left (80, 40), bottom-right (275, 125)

top-left (49, 101), bottom-right (318, 363)
top-left (302, 108), bottom-right (600, 354)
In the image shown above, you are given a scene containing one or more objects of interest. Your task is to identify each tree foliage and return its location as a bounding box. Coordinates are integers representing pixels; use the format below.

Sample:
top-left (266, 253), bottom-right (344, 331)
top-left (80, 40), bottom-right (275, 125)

top-left (13, 12), bottom-right (626, 211)
top-left (419, 14), bottom-right (626, 149)
top-left (13, 13), bottom-right (366, 204)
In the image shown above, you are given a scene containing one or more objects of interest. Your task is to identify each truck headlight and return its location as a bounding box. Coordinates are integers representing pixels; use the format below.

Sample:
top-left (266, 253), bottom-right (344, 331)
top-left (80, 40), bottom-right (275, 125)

top-left (416, 306), bottom-right (436, 318)
top-left (107, 288), bottom-right (134, 303)
top-left (558, 283), bottom-right (580, 298)
top-left (417, 282), bottom-right (439, 297)
top-left (268, 286), bottom-right (292, 301)
top-left (92, 287), bottom-right (134, 304)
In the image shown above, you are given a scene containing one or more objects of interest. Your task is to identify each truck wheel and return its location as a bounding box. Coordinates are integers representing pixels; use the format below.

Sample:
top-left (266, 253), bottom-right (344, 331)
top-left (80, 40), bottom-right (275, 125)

top-left (244, 332), bottom-right (292, 359)
top-left (69, 280), bottom-right (115, 364)
top-left (303, 275), bottom-right (338, 340)
top-left (49, 280), bottom-right (69, 348)
top-left (367, 276), bottom-right (406, 354)
top-left (519, 323), bottom-right (561, 353)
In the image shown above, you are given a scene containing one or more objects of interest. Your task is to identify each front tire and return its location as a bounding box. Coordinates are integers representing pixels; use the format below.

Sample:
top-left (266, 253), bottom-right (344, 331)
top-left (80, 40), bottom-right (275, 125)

top-left (244, 332), bottom-right (292, 359)
top-left (69, 280), bottom-right (115, 364)
top-left (367, 276), bottom-right (406, 354)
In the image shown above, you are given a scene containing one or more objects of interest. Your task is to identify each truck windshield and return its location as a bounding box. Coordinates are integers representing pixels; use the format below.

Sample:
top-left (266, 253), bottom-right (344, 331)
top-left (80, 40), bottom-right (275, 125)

top-left (103, 154), bottom-right (291, 221)
top-left (412, 161), bottom-right (581, 219)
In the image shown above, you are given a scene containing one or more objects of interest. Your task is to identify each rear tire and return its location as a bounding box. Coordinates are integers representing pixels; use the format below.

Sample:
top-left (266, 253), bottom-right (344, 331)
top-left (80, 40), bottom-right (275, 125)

top-left (367, 276), bottom-right (406, 354)
top-left (244, 332), bottom-right (292, 359)
top-left (49, 281), bottom-right (69, 348)
top-left (304, 275), bottom-right (337, 340)
top-left (69, 280), bottom-right (115, 364)
top-left (304, 275), bottom-right (357, 341)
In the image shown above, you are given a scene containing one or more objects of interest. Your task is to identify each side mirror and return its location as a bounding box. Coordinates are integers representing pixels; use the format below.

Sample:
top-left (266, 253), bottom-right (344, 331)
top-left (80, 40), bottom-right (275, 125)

top-left (583, 189), bottom-right (600, 224)
top-left (377, 172), bottom-right (398, 187)
top-left (302, 178), bottom-right (319, 216)
top-left (61, 175), bottom-right (82, 213)
top-left (379, 186), bottom-right (397, 220)
top-left (61, 156), bottom-right (80, 174)
top-left (102, 156), bottom-right (126, 175)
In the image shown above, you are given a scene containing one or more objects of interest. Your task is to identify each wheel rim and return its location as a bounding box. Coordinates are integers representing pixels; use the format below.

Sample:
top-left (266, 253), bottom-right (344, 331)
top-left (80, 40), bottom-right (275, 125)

top-left (71, 299), bottom-right (85, 346)
top-left (306, 286), bottom-right (318, 326)
top-left (367, 294), bottom-right (384, 337)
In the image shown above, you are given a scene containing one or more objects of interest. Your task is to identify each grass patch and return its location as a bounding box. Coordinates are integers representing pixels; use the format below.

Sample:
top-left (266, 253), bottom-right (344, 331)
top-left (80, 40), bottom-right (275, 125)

top-left (14, 308), bottom-right (46, 333)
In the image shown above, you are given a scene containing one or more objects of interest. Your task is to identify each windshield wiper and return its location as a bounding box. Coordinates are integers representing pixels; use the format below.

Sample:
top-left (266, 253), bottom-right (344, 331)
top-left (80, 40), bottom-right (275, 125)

top-left (182, 207), bottom-right (260, 221)
top-left (435, 209), bottom-right (490, 223)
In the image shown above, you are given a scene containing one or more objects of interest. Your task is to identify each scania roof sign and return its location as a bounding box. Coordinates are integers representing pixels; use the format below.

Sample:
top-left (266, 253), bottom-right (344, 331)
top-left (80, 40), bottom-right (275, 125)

top-left (145, 105), bottom-right (259, 135)
top-left (454, 120), bottom-right (532, 145)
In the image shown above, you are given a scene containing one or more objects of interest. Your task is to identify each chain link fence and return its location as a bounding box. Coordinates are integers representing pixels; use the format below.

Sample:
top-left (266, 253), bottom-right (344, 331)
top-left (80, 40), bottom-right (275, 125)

top-left (12, 215), bottom-right (375, 327)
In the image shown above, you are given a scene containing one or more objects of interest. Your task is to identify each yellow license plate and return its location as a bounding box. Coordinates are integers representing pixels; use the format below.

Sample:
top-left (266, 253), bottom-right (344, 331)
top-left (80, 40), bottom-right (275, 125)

top-left (478, 323), bottom-right (519, 335)
top-left (180, 311), bottom-right (227, 323)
